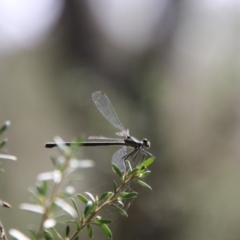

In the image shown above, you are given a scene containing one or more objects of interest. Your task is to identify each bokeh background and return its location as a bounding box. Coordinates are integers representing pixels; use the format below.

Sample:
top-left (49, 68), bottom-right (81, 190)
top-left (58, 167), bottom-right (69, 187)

top-left (1, 0), bottom-right (240, 239)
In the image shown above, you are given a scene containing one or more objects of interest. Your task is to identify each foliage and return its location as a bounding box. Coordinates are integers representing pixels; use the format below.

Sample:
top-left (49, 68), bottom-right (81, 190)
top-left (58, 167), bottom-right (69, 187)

top-left (4, 135), bottom-right (154, 240)
top-left (0, 120), bottom-right (16, 208)
top-left (0, 121), bottom-right (17, 164)
top-left (0, 121), bottom-right (17, 240)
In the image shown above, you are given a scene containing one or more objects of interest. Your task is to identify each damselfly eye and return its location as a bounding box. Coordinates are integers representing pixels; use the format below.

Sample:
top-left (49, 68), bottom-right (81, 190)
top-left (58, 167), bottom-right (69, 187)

top-left (143, 138), bottom-right (150, 148)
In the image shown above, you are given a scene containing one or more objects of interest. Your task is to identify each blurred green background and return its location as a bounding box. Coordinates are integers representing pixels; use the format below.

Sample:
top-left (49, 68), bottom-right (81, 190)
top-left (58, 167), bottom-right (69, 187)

top-left (1, 1), bottom-right (240, 239)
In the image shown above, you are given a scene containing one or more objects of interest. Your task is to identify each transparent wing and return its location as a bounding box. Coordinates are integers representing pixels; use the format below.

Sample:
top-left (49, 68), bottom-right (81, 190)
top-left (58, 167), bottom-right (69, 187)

top-left (88, 135), bottom-right (123, 141)
top-left (112, 146), bottom-right (127, 172)
top-left (115, 129), bottom-right (129, 137)
top-left (92, 91), bottom-right (127, 136)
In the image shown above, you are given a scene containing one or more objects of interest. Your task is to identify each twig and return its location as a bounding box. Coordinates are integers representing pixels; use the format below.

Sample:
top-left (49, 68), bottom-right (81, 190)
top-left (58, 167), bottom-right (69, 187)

top-left (0, 220), bottom-right (7, 240)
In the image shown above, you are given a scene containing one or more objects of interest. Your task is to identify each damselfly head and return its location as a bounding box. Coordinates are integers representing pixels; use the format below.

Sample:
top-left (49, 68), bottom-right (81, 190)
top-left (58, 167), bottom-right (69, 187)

top-left (143, 138), bottom-right (150, 148)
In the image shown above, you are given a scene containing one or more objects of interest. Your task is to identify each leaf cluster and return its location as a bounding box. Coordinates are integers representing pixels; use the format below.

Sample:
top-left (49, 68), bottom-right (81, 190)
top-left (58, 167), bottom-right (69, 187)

top-left (0, 121), bottom-right (16, 209)
top-left (8, 137), bottom-right (155, 240)
top-left (0, 121), bottom-right (17, 164)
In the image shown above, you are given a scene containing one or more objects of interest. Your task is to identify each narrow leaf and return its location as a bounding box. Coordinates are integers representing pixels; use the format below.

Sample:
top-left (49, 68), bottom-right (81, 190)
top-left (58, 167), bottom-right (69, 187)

top-left (119, 192), bottom-right (138, 199)
top-left (55, 199), bottom-right (78, 218)
top-left (36, 181), bottom-right (48, 196)
top-left (0, 121), bottom-right (10, 135)
top-left (77, 194), bottom-right (88, 204)
top-left (137, 180), bottom-right (152, 190)
top-left (0, 139), bottom-right (7, 149)
top-left (140, 170), bottom-right (151, 178)
top-left (0, 154), bottom-right (17, 161)
top-left (95, 219), bottom-right (112, 224)
top-left (9, 229), bottom-right (30, 240)
top-left (110, 204), bottom-right (128, 217)
top-left (87, 224), bottom-right (93, 239)
top-left (66, 220), bottom-right (80, 231)
top-left (85, 192), bottom-right (95, 202)
top-left (44, 230), bottom-right (53, 240)
top-left (112, 164), bottom-right (123, 180)
top-left (69, 137), bottom-right (82, 149)
top-left (98, 192), bottom-right (109, 202)
top-left (28, 229), bottom-right (38, 239)
top-left (50, 228), bottom-right (64, 240)
top-left (128, 168), bottom-right (139, 176)
top-left (65, 225), bottom-right (70, 237)
top-left (125, 160), bottom-right (132, 172)
top-left (113, 181), bottom-right (117, 194)
top-left (116, 200), bottom-right (124, 208)
top-left (101, 224), bottom-right (112, 239)
top-left (19, 203), bottom-right (44, 214)
top-left (71, 198), bottom-right (80, 217)
top-left (84, 201), bottom-right (94, 217)
top-left (139, 157), bottom-right (155, 169)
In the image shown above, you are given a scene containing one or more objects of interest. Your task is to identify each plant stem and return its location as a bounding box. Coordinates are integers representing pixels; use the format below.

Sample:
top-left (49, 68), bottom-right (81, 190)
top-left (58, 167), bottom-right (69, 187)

top-left (0, 220), bottom-right (7, 240)
top-left (69, 172), bottom-right (137, 240)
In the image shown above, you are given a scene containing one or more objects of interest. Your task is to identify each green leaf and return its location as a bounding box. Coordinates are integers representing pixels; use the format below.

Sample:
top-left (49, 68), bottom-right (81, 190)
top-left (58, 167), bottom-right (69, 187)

top-left (119, 192), bottom-right (138, 199)
top-left (71, 198), bottom-right (80, 217)
top-left (85, 192), bottom-right (95, 202)
top-left (0, 139), bottom-right (7, 150)
top-left (44, 231), bottom-right (53, 240)
top-left (84, 201), bottom-right (95, 217)
top-left (87, 224), bottom-right (93, 239)
top-left (95, 219), bottom-right (112, 224)
top-left (70, 137), bottom-right (83, 149)
top-left (100, 224), bottom-right (112, 239)
top-left (139, 157), bottom-right (155, 169)
top-left (113, 181), bottom-right (117, 194)
top-left (66, 220), bottom-right (80, 231)
top-left (125, 160), bottom-right (132, 172)
top-left (137, 180), bottom-right (152, 190)
top-left (140, 170), bottom-right (151, 178)
top-left (37, 181), bottom-right (48, 196)
top-left (41, 181), bottom-right (48, 195)
top-left (77, 194), bottom-right (88, 204)
top-left (29, 229), bottom-right (38, 240)
top-left (50, 228), bottom-right (64, 240)
top-left (99, 192), bottom-right (111, 202)
top-left (128, 168), bottom-right (139, 176)
top-left (65, 225), bottom-right (70, 237)
top-left (110, 204), bottom-right (128, 217)
top-left (116, 200), bottom-right (124, 208)
top-left (112, 164), bottom-right (123, 180)
top-left (0, 121), bottom-right (10, 135)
